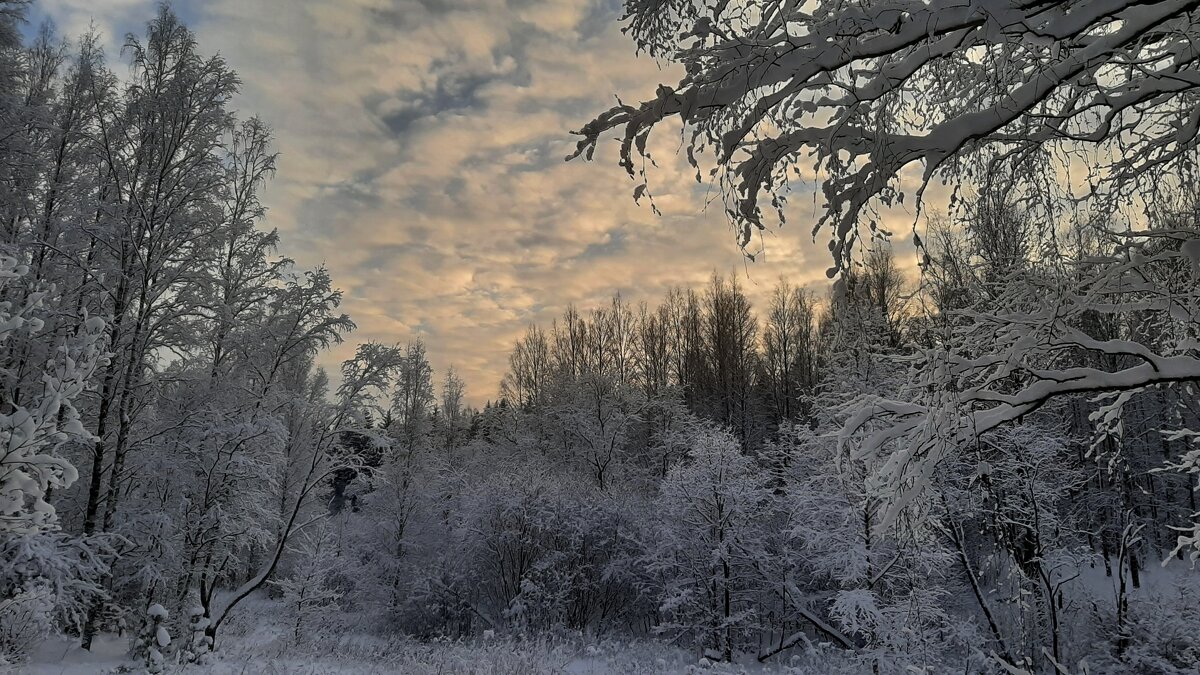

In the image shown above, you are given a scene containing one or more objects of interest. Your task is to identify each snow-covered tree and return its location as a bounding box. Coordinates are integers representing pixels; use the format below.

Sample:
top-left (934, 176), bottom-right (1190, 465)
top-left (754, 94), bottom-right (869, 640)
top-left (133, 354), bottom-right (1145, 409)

top-left (844, 226), bottom-right (1200, 545)
top-left (502, 324), bottom-right (552, 410)
top-left (552, 373), bottom-right (646, 491)
top-left (271, 522), bottom-right (343, 641)
top-left (648, 426), bottom-right (775, 661)
top-left (0, 531), bottom-right (113, 664)
top-left (762, 279), bottom-right (817, 424)
top-left (390, 340), bottom-right (435, 452)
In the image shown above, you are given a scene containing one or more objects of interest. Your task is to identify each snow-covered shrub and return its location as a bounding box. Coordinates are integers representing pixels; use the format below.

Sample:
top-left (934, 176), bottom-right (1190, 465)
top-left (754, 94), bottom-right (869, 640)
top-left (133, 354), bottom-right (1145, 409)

top-left (345, 428), bottom-right (653, 641)
top-left (131, 603), bottom-right (171, 673)
top-left (0, 579), bottom-right (53, 665)
top-left (0, 531), bottom-right (113, 662)
top-left (1089, 579), bottom-right (1200, 674)
top-left (180, 606), bottom-right (213, 664)
top-left (398, 557), bottom-right (479, 638)
top-left (500, 489), bottom-right (648, 634)
top-left (450, 465), bottom-right (650, 637)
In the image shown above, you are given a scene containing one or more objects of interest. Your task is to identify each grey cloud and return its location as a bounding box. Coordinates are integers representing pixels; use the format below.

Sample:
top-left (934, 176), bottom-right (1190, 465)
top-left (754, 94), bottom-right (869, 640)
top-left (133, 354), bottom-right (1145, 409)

top-left (375, 68), bottom-right (498, 135)
top-left (576, 228), bottom-right (629, 260)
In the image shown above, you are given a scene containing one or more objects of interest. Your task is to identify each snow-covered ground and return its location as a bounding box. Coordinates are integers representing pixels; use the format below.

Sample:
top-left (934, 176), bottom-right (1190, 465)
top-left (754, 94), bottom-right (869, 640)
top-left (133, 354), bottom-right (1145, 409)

top-left (21, 633), bottom-right (829, 675)
top-left (18, 595), bottom-right (846, 674)
top-left (17, 559), bottom-right (1200, 675)
top-left (23, 634), bottom-right (128, 675)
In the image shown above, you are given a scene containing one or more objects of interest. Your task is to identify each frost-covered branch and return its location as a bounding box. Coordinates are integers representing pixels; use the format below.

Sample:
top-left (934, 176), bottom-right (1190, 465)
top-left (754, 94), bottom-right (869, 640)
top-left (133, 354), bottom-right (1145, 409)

top-left (573, 0), bottom-right (1200, 270)
top-left (0, 258), bottom-right (107, 534)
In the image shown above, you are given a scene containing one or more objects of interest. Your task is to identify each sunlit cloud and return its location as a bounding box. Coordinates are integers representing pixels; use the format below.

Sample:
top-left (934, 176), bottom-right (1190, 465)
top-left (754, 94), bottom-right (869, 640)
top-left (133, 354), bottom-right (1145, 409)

top-left (28, 0), bottom-right (849, 405)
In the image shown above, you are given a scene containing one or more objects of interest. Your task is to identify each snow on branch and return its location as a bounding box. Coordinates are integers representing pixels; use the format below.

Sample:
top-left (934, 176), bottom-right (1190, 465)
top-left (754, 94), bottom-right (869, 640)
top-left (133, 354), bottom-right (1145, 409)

top-left (0, 258), bottom-right (107, 534)
top-left (572, 0), bottom-right (1200, 271)
top-left (840, 231), bottom-right (1200, 542)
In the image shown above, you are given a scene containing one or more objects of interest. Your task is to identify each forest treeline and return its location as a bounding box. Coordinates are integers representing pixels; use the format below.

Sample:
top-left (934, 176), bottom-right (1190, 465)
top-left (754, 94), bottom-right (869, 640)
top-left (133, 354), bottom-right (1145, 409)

top-left (1, 4), bottom-right (1198, 674)
top-left (452, 217), bottom-right (1198, 671)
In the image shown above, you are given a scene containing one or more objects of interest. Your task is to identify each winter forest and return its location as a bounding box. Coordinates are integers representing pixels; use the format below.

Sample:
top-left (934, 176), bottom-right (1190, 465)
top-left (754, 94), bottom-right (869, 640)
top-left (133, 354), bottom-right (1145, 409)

top-left (3, 0), bottom-right (1200, 673)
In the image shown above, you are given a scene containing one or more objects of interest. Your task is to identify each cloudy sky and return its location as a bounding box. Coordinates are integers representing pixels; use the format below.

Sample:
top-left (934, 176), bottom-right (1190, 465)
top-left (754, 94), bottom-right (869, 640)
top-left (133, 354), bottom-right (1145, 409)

top-left (27, 0), bottom-right (843, 405)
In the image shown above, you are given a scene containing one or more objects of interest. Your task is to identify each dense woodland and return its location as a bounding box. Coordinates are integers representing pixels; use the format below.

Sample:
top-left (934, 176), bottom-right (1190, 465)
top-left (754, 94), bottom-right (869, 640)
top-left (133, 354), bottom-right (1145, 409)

top-left (2, 1), bottom-right (1200, 674)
